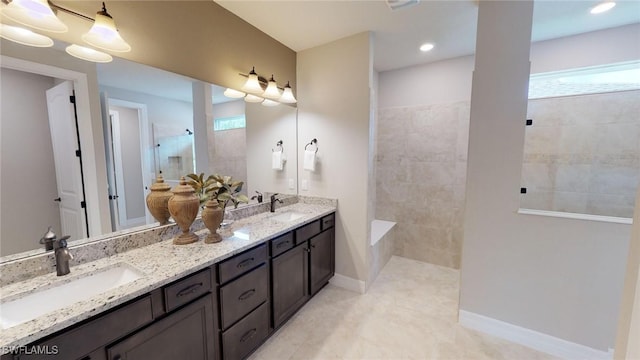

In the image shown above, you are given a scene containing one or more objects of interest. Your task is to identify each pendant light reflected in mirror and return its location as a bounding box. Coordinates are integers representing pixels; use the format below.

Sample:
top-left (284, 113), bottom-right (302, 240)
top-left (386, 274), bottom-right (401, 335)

top-left (261, 99), bottom-right (279, 107)
top-left (223, 88), bottom-right (245, 99)
top-left (65, 44), bottom-right (113, 63)
top-left (244, 94), bottom-right (264, 103)
top-left (0, 23), bottom-right (53, 47)
top-left (1, 0), bottom-right (68, 33)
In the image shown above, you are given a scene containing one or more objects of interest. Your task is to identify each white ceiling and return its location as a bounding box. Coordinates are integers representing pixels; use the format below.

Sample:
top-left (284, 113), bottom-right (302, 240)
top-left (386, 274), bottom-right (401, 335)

top-left (215, 0), bottom-right (640, 72)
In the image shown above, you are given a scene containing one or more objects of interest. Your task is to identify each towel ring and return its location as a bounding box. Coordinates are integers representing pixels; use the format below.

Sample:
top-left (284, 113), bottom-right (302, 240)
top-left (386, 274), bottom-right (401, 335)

top-left (305, 138), bottom-right (318, 154)
top-left (272, 140), bottom-right (284, 153)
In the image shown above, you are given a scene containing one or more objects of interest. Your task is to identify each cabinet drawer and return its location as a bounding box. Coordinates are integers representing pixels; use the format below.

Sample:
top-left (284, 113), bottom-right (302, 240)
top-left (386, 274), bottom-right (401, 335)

top-left (218, 244), bottom-right (267, 284)
top-left (321, 213), bottom-right (335, 230)
top-left (294, 220), bottom-right (321, 245)
top-left (270, 232), bottom-right (294, 257)
top-left (164, 268), bottom-right (212, 313)
top-left (222, 302), bottom-right (269, 360)
top-left (220, 263), bottom-right (268, 330)
top-left (15, 296), bottom-right (153, 360)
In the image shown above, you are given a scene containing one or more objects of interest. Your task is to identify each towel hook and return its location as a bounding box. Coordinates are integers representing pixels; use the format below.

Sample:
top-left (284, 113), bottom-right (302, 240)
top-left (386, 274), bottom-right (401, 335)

top-left (272, 140), bottom-right (284, 152)
top-left (305, 138), bottom-right (318, 154)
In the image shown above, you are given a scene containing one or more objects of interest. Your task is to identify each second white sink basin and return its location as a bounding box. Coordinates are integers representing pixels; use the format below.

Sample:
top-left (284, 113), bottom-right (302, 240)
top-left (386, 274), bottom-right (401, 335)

top-left (271, 211), bottom-right (305, 222)
top-left (0, 263), bottom-right (144, 329)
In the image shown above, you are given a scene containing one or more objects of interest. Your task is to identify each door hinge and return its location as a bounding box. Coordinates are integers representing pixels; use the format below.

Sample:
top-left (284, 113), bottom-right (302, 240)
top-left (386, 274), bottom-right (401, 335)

top-left (520, 187), bottom-right (527, 194)
top-left (69, 95), bottom-right (76, 104)
top-left (80, 201), bottom-right (86, 208)
top-left (75, 149), bottom-right (81, 157)
top-left (526, 119), bottom-right (533, 126)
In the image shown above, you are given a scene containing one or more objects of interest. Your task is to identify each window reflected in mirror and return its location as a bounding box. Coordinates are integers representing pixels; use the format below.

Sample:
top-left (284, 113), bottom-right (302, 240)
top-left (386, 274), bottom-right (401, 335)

top-left (520, 61), bottom-right (640, 219)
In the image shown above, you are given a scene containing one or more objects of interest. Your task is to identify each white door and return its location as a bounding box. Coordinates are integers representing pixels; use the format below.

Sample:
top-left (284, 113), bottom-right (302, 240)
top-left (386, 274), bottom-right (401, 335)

top-left (109, 110), bottom-right (130, 229)
top-left (46, 81), bottom-right (87, 240)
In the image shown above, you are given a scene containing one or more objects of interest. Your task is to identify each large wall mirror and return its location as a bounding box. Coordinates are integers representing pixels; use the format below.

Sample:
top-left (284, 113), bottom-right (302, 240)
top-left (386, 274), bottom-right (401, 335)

top-left (0, 40), bottom-right (298, 258)
top-left (519, 61), bottom-right (640, 220)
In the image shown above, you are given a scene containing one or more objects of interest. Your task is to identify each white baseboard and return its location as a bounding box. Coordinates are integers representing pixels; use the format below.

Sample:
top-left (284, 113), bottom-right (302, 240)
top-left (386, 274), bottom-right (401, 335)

top-left (329, 273), bottom-right (366, 294)
top-left (459, 310), bottom-right (613, 360)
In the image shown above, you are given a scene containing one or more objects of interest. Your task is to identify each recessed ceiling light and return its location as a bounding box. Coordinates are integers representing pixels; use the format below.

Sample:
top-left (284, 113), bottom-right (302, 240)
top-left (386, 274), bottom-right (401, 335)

top-left (590, 1), bottom-right (616, 14)
top-left (420, 43), bottom-right (434, 52)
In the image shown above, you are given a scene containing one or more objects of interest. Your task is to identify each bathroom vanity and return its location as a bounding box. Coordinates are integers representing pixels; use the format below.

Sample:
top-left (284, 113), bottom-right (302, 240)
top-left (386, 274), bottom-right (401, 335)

top-left (0, 200), bottom-right (335, 360)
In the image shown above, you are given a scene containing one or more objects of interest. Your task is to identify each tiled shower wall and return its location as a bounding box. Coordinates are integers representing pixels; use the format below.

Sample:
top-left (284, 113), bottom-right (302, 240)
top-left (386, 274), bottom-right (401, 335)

top-left (376, 102), bottom-right (470, 269)
top-left (521, 90), bottom-right (640, 218)
top-left (207, 128), bottom-right (248, 194)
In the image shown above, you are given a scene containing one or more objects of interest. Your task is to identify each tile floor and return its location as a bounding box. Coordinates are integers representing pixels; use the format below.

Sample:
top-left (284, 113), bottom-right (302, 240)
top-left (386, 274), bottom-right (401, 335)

top-left (249, 256), bottom-right (559, 360)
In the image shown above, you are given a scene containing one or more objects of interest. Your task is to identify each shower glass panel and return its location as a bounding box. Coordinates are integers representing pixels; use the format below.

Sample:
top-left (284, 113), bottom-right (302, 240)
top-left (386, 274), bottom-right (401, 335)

top-left (519, 61), bottom-right (640, 219)
top-left (153, 124), bottom-right (195, 181)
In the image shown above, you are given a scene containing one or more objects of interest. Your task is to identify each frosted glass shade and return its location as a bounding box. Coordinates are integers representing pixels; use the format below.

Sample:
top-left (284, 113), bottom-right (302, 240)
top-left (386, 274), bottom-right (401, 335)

top-left (279, 82), bottom-right (297, 104)
top-left (262, 75), bottom-right (281, 99)
top-left (244, 94), bottom-right (264, 103)
top-left (241, 68), bottom-right (263, 93)
top-left (223, 88), bottom-right (245, 98)
top-left (0, 24), bottom-right (53, 47)
top-left (82, 11), bottom-right (131, 52)
top-left (1, 0), bottom-right (67, 33)
top-left (65, 44), bottom-right (113, 63)
top-left (261, 99), bottom-right (279, 107)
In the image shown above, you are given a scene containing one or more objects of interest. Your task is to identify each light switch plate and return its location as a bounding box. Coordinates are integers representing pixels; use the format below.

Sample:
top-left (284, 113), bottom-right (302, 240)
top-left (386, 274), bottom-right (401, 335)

top-left (288, 178), bottom-right (295, 189)
top-left (302, 179), bottom-right (308, 191)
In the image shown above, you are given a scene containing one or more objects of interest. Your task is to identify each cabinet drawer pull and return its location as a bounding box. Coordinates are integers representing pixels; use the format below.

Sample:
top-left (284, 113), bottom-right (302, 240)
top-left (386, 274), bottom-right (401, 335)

top-left (176, 282), bottom-right (203, 297)
top-left (238, 289), bottom-right (256, 300)
top-left (240, 328), bottom-right (257, 343)
top-left (237, 257), bottom-right (255, 268)
top-left (276, 240), bottom-right (290, 248)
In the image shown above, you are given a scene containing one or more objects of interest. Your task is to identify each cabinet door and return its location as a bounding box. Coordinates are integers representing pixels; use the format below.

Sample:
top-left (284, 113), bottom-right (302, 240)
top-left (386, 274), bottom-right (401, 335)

top-left (107, 295), bottom-right (215, 360)
top-left (310, 229), bottom-right (335, 296)
top-left (271, 243), bottom-right (309, 328)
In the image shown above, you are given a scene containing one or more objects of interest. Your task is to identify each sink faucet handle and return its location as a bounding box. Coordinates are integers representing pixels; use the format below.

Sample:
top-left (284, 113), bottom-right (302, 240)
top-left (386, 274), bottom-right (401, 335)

top-left (54, 235), bottom-right (71, 249)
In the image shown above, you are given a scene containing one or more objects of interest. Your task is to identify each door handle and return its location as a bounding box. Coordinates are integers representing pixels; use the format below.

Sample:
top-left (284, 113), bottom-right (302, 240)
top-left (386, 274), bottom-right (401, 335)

top-left (54, 197), bottom-right (61, 202)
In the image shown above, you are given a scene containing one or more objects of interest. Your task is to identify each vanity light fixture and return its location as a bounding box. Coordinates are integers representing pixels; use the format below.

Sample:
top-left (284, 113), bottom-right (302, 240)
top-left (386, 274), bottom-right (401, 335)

top-left (262, 75), bottom-right (282, 99)
top-left (223, 88), bottom-right (245, 99)
top-left (0, 0), bottom-right (68, 33)
top-left (65, 44), bottom-right (113, 63)
top-left (231, 67), bottom-right (297, 105)
top-left (279, 81), bottom-right (297, 104)
top-left (244, 94), bottom-right (264, 103)
top-left (590, 1), bottom-right (616, 14)
top-left (0, 23), bottom-right (53, 47)
top-left (81, 2), bottom-right (131, 52)
top-left (261, 99), bottom-right (279, 107)
top-left (241, 67), bottom-right (264, 93)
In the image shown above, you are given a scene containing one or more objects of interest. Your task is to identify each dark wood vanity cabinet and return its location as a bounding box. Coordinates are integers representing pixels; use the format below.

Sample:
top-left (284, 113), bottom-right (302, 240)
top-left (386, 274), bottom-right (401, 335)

top-left (5, 212), bottom-right (336, 360)
top-left (271, 213), bottom-right (335, 329)
top-left (271, 242), bottom-right (310, 328)
top-left (106, 295), bottom-right (216, 360)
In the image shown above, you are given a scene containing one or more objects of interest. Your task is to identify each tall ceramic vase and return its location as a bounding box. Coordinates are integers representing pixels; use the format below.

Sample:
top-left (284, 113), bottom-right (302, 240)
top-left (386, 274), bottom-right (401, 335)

top-left (146, 175), bottom-right (172, 225)
top-left (202, 199), bottom-right (224, 243)
top-left (168, 177), bottom-right (200, 245)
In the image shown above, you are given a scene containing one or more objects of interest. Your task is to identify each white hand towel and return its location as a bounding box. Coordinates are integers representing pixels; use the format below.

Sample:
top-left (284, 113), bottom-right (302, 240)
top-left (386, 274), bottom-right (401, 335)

top-left (304, 149), bottom-right (316, 172)
top-left (272, 151), bottom-right (284, 170)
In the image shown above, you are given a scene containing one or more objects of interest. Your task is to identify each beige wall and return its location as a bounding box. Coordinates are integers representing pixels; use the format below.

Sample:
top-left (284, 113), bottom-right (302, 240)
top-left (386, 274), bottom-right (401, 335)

top-left (0, 68), bottom-right (60, 256)
top-left (246, 103), bottom-right (298, 196)
top-left (297, 32), bottom-right (373, 285)
top-left (461, 1), bottom-right (633, 352)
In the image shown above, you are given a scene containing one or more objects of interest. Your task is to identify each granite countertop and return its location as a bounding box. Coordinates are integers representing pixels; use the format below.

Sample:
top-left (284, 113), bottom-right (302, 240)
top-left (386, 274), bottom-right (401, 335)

top-left (0, 202), bottom-right (335, 353)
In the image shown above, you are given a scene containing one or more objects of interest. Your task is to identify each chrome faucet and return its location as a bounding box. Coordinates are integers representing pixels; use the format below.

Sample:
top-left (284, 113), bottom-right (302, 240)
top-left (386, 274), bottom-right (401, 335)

top-left (270, 193), bottom-right (283, 212)
top-left (53, 236), bottom-right (73, 276)
top-left (251, 191), bottom-right (263, 203)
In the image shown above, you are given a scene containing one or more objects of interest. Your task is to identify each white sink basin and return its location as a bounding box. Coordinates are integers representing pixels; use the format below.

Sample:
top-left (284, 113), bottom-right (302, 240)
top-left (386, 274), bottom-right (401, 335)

top-left (0, 263), bottom-right (144, 329)
top-left (271, 211), bottom-right (305, 222)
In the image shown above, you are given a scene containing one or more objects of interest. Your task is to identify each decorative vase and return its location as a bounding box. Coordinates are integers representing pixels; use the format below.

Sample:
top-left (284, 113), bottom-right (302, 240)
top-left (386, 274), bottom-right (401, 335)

top-left (146, 175), bottom-right (173, 225)
top-left (202, 199), bottom-right (224, 243)
top-left (168, 176), bottom-right (200, 245)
